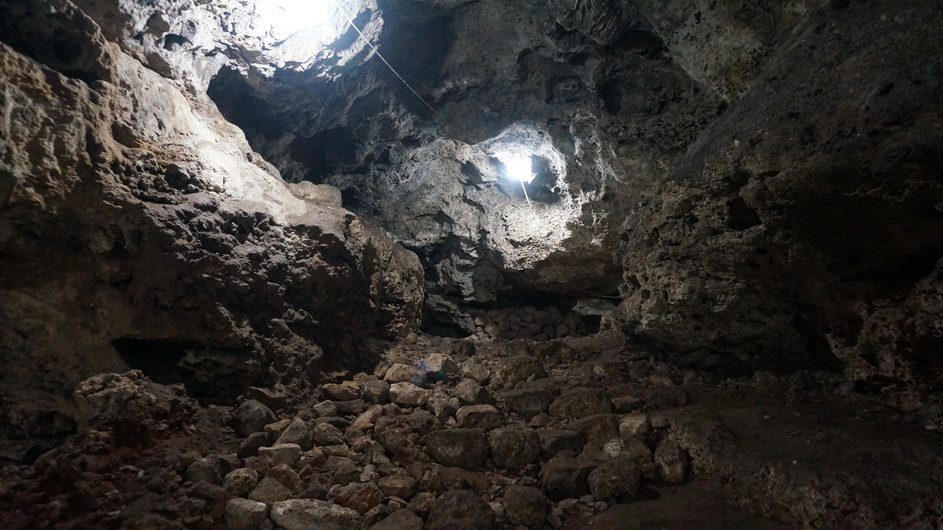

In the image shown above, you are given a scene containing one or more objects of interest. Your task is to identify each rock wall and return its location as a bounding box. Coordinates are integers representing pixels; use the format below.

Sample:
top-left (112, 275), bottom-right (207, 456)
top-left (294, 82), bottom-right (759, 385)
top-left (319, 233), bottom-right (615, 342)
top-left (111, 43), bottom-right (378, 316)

top-left (205, 0), bottom-right (943, 388)
top-left (613, 0), bottom-right (943, 379)
top-left (0, 0), bottom-right (423, 450)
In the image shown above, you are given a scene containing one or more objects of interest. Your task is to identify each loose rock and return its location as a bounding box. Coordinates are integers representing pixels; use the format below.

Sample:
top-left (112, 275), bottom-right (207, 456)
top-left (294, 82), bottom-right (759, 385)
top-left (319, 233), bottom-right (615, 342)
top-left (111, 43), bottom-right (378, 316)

top-left (549, 389), bottom-right (612, 419)
top-left (541, 458), bottom-right (596, 501)
top-left (389, 382), bottom-right (432, 407)
top-left (331, 482), bottom-right (385, 514)
top-left (587, 455), bottom-right (642, 501)
top-left (503, 485), bottom-right (548, 526)
top-left (426, 489), bottom-right (496, 530)
top-left (456, 404), bottom-right (504, 430)
top-left (225, 498), bottom-right (268, 530)
top-left (275, 418), bottom-right (313, 450)
top-left (489, 425), bottom-right (541, 470)
top-left (233, 400), bottom-right (276, 437)
top-left (249, 476), bottom-right (291, 504)
top-left (224, 468), bottom-right (260, 497)
top-left (452, 379), bottom-right (491, 405)
top-left (424, 429), bottom-right (490, 469)
top-left (270, 499), bottom-right (362, 530)
top-left (258, 444), bottom-right (301, 467)
top-left (369, 508), bottom-right (424, 530)
top-left (653, 440), bottom-right (689, 484)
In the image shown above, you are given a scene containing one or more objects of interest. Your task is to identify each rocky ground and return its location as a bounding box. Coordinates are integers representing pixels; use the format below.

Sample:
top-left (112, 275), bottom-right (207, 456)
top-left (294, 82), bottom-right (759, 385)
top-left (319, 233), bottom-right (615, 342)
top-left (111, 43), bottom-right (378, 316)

top-left (2, 332), bottom-right (940, 529)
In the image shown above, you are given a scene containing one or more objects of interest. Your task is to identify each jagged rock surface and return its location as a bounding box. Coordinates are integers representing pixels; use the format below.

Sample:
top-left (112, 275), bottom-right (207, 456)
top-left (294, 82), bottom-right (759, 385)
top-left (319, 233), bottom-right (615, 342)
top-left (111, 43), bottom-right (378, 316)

top-left (200, 0), bottom-right (943, 392)
top-left (0, 0), bottom-right (423, 454)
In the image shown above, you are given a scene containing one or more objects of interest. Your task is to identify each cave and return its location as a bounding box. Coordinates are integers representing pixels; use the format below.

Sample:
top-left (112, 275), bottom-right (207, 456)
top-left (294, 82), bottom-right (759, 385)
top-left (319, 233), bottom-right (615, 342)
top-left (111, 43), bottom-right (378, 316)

top-left (1, 0), bottom-right (942, 528)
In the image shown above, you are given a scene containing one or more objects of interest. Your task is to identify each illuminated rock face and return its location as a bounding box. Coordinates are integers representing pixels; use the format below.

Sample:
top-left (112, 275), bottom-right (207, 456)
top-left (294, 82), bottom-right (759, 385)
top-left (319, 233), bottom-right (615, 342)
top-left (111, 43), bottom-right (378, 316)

top-left (0, 0), bottom-right (422, 442)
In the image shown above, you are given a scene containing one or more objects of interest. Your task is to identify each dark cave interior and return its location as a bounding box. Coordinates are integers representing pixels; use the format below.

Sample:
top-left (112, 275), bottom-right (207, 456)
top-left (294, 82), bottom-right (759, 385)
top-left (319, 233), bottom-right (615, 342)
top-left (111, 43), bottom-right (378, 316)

top-left (0, 0), bottom-right (942, 528)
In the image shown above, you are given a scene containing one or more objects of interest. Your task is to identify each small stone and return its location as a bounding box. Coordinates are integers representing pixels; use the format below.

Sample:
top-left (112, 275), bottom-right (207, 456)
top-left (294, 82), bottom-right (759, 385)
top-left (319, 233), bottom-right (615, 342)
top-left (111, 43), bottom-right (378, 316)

top-left (186, 457), bottom-right (222, 485)
top-left (258, 444), bottom-right (301, 467)
top-left (648, 374), bottom-right (675, 387)
top-left (312, 423), bottom-right (346, 446)
top-left (318, 456), bottom-right (357, 487)
top-left (268, 464), bottom-right (303, 492)
top-left (492, 356), bottom-right (547, 389)
top-left (224, 468), bottom-right (260, 497)
top-left (427, 391), bottom-right (460, 421)
top-left (611, 395), bottom-right (644, 413)
top-left (350, 437), bottom-right (385, 460)
top-left (573, 414), bottom-right (620, 445)
top-left (424, 428), bottom-right (490, 470)
top-left (265, 419), bottom-right (293, 440)
top-left (362, 380), bottom-right (391, 404)
top-left (347, 406), bottom-right (385, 440)
top-left (331, 482), bottom-right (385, 514)
top-left (500, 388), bottom-right (555, 417)
top-left (276, 418), bottom-right (313, 450)
top-left (384, 364), bottom-right (419, 384)
top-left (618, 413), bottom-right (652, 439)
top-left (418, 353), bottom-right (459, 382)
top-left (620, 435), bottom-right (654, 468)
top-left (452, 379), bottom-right (491, 405)
top-left (549, 389), bottom-right (612, 419)
top-left (653, 440), bottom-right (688, 484)
top-left (406, 491), bottom-right (436, 516)
top-left (301, 447), bottom-right (327, 468)
top-left (378, 473), bottom-right (418, 499)
top-left (313, 400), bottom-right (339, 417)
top-left (424, 466), bottom-right (491, 495)
top-left (460, 360), bottom-right (491, 383)
top-left (315, 416), bottom-right (352, 430)
top-left (541, 458), bottom-right (596, 501)
top-left (225, 498), bottom-right (268, 530)
top-left (587, 455), bottom-right (642, 501)
top-left (538, 430), bottom-right (585, 459)
top-left (369, 509), bottom-right (423, 530)
top-left (362, 504), bottom-right (393, 529)
top-left (455, 404), bottom-right (503, 430)
top-left (426, 489), bottom-right (495, 530)
top-left (335, 399), bottom-right (367, 416)
top-left (249, 476), bottom-right (291, 504)
top-left (389, 382), bottom-right (432, 407)
top-left (323, 383), bottom-right (361, 402)
top-left (490, 500), bottom-right (505, 519)
top-left (233, 400), bottom-right (276, 437)
top-left (322, 443), bottom-right (351, 456)
top-left (238, 432), bottom-right (271, 459)
top-left (489, 426), bottom-right (541, 470)
top-left (503, 485), bottom-right (548, 526)
top-left (650, 413), bottom-right (671, 429)
top-left (270, 499), bottom-right (362, 530)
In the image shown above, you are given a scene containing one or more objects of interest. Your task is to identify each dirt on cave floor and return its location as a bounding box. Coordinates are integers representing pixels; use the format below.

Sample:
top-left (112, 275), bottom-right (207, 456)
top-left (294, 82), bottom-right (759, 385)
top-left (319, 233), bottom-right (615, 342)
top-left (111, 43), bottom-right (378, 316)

top-left (1, 332), bottom-right (941, 529)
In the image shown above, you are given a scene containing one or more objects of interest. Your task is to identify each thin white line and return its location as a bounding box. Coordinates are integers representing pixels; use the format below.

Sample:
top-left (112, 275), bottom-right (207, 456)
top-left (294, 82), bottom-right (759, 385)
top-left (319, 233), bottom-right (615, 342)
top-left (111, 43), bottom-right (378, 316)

top-left (328, 0), bottom-right (437, 114)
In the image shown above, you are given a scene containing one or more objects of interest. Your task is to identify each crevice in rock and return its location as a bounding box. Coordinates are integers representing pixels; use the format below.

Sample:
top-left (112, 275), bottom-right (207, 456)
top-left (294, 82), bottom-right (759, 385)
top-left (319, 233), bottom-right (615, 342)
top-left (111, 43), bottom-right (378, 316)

top-left (113, 338), bottom-right (260, 406)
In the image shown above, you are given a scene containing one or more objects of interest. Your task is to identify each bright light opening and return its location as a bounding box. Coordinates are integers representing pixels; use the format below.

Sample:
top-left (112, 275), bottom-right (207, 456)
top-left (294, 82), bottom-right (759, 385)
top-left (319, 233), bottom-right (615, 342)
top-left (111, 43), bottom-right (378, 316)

top-left (263, 0), bottom-right (337, 43)
top-left (274, 0), bottom-right (331, 25)
top-left (498, 153), bottom-right (535, 184)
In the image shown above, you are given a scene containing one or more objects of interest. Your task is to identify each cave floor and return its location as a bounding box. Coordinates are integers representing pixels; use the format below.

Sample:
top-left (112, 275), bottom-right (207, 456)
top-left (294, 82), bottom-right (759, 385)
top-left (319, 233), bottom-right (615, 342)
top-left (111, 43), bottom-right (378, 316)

top-left (1, 333), bottom-right (941, 529)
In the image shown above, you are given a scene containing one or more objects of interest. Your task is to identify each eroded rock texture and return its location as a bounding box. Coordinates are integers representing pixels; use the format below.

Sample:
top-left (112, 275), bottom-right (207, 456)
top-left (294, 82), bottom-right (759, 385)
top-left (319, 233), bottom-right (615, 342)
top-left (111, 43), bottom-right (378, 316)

top-left (0, 0), bottom-right (422, 454)
top-left (205, 0), bottom-right (943, 386)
